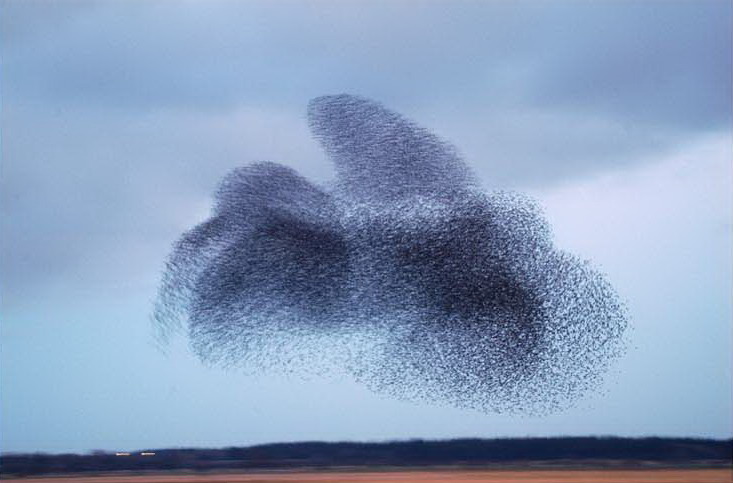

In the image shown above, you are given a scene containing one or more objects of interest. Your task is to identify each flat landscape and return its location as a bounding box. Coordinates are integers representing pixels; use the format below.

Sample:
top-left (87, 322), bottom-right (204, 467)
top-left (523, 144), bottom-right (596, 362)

top-left (3, 468), bottom-right (732, 483)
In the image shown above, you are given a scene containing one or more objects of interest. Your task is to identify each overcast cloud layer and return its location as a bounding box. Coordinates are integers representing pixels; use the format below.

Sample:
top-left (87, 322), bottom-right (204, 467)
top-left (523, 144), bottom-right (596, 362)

top-left (1, 0), bottom-right (731, 453)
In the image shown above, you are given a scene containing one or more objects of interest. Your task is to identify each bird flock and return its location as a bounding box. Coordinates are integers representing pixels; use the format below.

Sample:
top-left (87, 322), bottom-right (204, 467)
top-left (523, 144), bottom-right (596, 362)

top-left (154, 94), bottom-right (627, 414)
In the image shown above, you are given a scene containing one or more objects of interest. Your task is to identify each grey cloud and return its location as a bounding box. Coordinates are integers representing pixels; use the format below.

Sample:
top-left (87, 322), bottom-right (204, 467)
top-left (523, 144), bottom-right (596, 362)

top-left (432, 108), bottom-right (681, 188)
top-left (3, 1), bottom-right (730, 126)
top-left (2, 0), bottom-right (730, 299)
top-left (2, 1), bottom-right (503, 109)
top-left (527, 1), bottom-right (732, 131)
top-left (0, 102), bottom-right (325, 305)
top-left (3, 0), bottom-right (729, 188)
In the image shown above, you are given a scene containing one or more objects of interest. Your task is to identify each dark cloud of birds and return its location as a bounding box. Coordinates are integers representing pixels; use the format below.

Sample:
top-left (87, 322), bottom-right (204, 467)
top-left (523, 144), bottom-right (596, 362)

top-left (154, 94), bottom-right (627, 414)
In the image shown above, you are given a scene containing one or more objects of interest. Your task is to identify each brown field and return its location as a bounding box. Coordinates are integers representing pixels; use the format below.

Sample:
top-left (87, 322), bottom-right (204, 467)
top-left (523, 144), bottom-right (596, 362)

top-left (2, 468), bottom-right (731, 483)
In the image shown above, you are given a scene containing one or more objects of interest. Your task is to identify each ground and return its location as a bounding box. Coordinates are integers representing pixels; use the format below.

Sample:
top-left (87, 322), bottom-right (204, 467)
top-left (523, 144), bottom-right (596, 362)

top-left (3, 468), bottom-right (731, 483)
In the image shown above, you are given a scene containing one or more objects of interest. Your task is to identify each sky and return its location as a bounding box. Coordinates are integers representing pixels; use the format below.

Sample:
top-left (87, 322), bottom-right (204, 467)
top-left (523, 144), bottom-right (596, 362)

top-left (1, 0), bottom-right (731, 454)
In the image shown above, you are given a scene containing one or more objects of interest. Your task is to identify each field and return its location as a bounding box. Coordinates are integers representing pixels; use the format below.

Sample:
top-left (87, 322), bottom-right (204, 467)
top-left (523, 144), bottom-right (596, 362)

top-left (3, 468), bottom-right (731, 483)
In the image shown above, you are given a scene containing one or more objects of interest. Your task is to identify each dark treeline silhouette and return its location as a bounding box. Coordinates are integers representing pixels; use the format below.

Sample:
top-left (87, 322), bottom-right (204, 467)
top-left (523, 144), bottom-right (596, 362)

top-left (2, 437), bottom-right (731, 476)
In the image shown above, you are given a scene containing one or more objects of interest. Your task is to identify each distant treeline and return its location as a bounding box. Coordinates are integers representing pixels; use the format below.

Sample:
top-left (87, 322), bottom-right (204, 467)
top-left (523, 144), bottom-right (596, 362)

top-left (2, 437), bottom-right (731, 476)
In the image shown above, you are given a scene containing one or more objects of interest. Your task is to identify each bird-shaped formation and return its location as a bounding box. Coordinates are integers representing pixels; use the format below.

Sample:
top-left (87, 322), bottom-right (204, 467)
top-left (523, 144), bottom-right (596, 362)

top-left (154, 94), bottom-right (627, 413)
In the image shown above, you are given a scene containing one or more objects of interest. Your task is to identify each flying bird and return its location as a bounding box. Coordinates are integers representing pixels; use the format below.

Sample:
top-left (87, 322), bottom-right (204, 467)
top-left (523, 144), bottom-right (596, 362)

top-left (155, 94), bottom-right (627, 413)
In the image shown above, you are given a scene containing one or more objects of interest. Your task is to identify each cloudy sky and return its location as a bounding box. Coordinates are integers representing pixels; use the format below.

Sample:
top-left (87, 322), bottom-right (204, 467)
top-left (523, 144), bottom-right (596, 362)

top-left (1, 0), bottom-right (731, 453)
